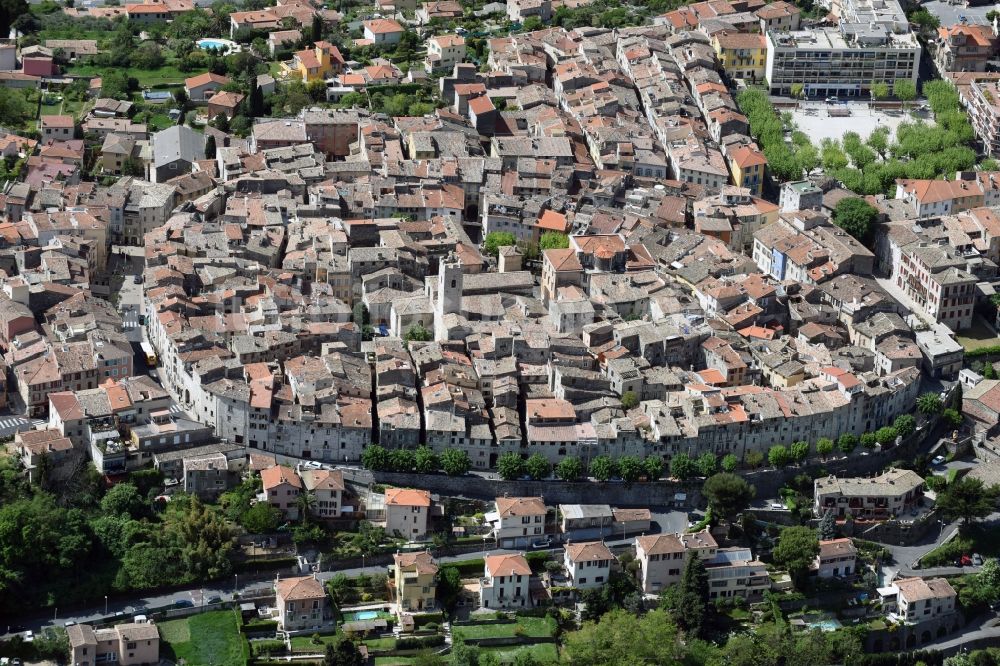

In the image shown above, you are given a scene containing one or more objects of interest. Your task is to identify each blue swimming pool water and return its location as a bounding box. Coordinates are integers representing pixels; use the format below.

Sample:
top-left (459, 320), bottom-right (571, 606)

top-left (344, 610), bottom-right (379, 621)
top-left (198, 39), bottom-right (230, 50)
top-left (807, 619), bottom-right (842, 632)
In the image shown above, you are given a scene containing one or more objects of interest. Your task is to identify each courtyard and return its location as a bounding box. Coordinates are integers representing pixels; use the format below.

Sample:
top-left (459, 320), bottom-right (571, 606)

top-left (786, 100), bottom-right (924, 145)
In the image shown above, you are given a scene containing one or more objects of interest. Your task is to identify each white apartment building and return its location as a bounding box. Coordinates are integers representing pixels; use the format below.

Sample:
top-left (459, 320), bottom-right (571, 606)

top-left (815, 538), bottom-right (858, 578)
top-left (384, 487), bottom-right (432, 539)
top-left (635, 530), bottom-right (717, 594)
top-left (881, 577), bottom-right (957, 624)
top-left (480, 553), bottom-right (532, 609)
top-left (765, 0), bottom-right (920, 100)
top-left (486, 496), bottom-right (548, 549)
top-left (425, 34), bottom-right (466, 73)
top-left (966, 76), bottom-right (1000, 156)
top-left (564, 541), bottom-right (614, 590)
top-left (894, 242), bottom-right (976, 331)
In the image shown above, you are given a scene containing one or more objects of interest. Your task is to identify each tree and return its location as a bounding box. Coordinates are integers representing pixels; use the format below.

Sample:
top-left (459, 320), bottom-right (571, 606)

top-left (538, 231), bottom-right (569, 250)
top-left (404, 324), bottom-right (432, 342)
top-left (213, 112), bottom-right (230, 133)
top-left (451, 641), bottom-right (481, 666)
top-left (620, 390), bottom-right (638, 410)
top-left (790, 441), bottom-right (810, 464)
top-left (617, 455), bottom-right (644, 483)
top-left (563, 609), bottom-right (680, 665)
top-left (361, 444), bottom-right (390, 471)
top-left (496, 452), bottom-right (524, 480)
top-left (818, 509), bottom-right (837, 540)
top-left (894, 414), bottom-right (916, 438)
top-left (943, 408), bottom-right (963, 428)
top-left (121, 157), bottom-right (145, 177)
top-left (241, 500), bottom-right (281, 533)
top-left (482, 231), bottom-right (516, 258)
top-left (205, 134), bottom-right (217, 159)
top-left (833, 197), bottom-right (878, 248)
top-left (768, 445), bottom-right (791, 468)
top-left (670, 452), bottom-right (698, 480)
top-left (985, 362), bottom-right (998, 379)
top-left (893, 79), bottom-right (917, 108)
top-left (436, 565), bottom-right (462, 611)
top-left (388, 448), bottom-right (414, 472)
top-left (311, 13), bottom-right (323, 42)
top-left (556, 456), bottom-right (584, 481)
top-left (918, 392), bottom-right (943, 415)
top-left (870, 81), bottom-right (889, 101)
top-left (951, 382), bottom-right (964, 413)
top-left (703, 473), bottom-right (755, 525)
top-left (875, 426), bottom-right (898, 446)
top-left (790, 83), bottom-right (804, 99)
top-left (589, 455), bottom-right (617, 482)
top-left (937, 477), bottom-right (1000, 528)
top-left (523, 454), bottom-right (549, 480)
top-left (173, 87), bottom-right (189, 110)
top-left (773, 526), bottom-right (820, 589)
top-left (860, 432), bottom-right (878, 450)
top-left (816, 438), bottom-right (834, 459)
top-left (908, 8), bottom-right (940, 33)
top-left (837, 434), bottom-right (858, 454)
top-left (413, 446), bottom-right (438, 474)
top-left (745, 450), bottom-right (764, 469)
top-left (695, 452), bottom-right (718, 477)
top-left (721, 453), bottom-right (739, 473)
top-left (440, 449), bottom-right (470, 476)
top-left (644, 456), bottom-right (663, 480)
top-left (674, 554), bottom-right (709, 637)
top-left (101, 482), bottom-right (145, 518)
top-left (248, 83), bottom-right (264, 117)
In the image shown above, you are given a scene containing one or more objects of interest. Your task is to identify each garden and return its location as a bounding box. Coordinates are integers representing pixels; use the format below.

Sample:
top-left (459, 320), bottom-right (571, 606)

top-left (159, 610), bottom-right (250, 666)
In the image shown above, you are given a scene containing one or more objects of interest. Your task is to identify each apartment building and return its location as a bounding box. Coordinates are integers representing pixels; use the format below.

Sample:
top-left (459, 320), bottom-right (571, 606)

top-left (68, 623), bottom-right (159, 666)
top-left (814, 468), bottom-right (924, 519)
top-left (634, 530), bottom-right (717, 593)
top-left (964, 76), bottom-right (1000, 156)
top-left (480, 553), bottom-right (532, 609)
top-left (881, 577), bottom-right (957, 624)
top-left (712, 32), bottom-right (767, 82)
top-left (261, 464), bottom-right (302, 520)
top-left (275, 575), bottom-right (332, 633)
top-left (564, 541), bottom-right (614, 590)
top-left (705, 548), bottom-right (769, 602)
top-left (894, 242), bottom-right (976, 331)
top-left (384, 487), bottom-right (432, 539)
top-left (765, 10), bottom-right (920, 99)
top-left (934, 24), bottom-right (997, 75)
top-left (815, 538), bottom-right (858, 578)
top-left (392, 550), bottom-right (438, 612)
top-left (487, 496), bottom-right (548, 549)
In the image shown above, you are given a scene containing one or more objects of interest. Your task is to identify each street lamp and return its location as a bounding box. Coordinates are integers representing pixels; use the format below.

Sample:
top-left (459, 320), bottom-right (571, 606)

top-left (104, 596), bottom-right (108, 615)
top-left (234, 574), bottom-right (238, 597)
top-left (482, 534), bottom-right (487, 556)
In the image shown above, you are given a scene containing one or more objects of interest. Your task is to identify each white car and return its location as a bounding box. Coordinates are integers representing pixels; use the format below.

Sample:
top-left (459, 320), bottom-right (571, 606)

top-left (302, 461), bottom-right (323, 470)
top-left (932, 455), bottom-right (946, 466)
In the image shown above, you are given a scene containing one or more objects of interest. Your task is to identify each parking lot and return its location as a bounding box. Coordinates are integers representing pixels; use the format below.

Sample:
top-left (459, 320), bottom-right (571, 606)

top-left (923, 0), bottom-right (993, 26)
top-left (788, 100), bottom-right (923, 145)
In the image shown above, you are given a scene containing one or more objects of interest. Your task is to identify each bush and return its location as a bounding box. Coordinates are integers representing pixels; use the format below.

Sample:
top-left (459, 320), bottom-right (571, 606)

top-left (395, 634), bottom-right (445, 650)
top-left (240, 619), bottom-right (278, 633)
top-left (252, 640), bottom-right (287, 656)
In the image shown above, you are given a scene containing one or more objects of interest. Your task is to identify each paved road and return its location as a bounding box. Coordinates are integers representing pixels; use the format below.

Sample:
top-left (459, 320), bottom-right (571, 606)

top-left (921, 613), bottom-right (1000, 655)
top-left (0, 414), bottom-right (47, 438)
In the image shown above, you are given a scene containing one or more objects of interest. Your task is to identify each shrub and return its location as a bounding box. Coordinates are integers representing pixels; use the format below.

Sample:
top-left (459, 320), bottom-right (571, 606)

top-left (252, 640), bottom-right (287, 656)
top-left (395, 635), bottom-right (446, 650)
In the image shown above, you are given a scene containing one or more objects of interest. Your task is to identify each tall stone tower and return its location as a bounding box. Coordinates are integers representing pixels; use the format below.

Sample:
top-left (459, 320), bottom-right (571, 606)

top-left (435, 253), bottom-right (463, 341)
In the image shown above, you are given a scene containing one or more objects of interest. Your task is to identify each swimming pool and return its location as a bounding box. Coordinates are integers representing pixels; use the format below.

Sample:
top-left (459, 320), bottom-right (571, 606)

top-left (807, 619), bottom-right (842, 632)
top-left (343, 610), bottom-right (379, 622)
top-left (196, 38), bottom-right (240, 52)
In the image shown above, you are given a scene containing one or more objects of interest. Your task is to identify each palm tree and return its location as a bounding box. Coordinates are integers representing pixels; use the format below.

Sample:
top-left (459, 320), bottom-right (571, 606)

top-left (917, 392), bottom-right (943, 416)
top-left (296, 490), bottom-right (316, 522)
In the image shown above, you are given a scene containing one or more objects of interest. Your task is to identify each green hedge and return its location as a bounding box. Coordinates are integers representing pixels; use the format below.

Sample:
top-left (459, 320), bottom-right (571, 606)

top-left (965, 345), bottom-right (1000, 358)
top-left (395, 634), bottom-right (446, 650)
top-left (250, 640), bottom-right (287, 657)
top-left (413, 612), bottom-right (444, 627)
top-left (241, 620), bottom-right (279, 633)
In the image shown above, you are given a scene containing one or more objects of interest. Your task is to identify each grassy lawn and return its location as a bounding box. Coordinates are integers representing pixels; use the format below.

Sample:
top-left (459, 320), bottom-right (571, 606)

top-left (362, 636), bottom-right (397, 649)
top-left (375, 658), bottom-right (420, 665)
top-left (478, 643), bottom-right (560, 663)
top-left (39, 101), bottom-right (61, 116)
top-left (68, 63), bottom-right (189, 87)
top-left (452, 616), bottom-right (556, 641)
top-left (147, 113), bottom-right (175, 131)
top-left (956, 317), bottom-right (1000, 352)
top-left (289, 630), bottom-right (340, 652)
top-left (159, 610), bottom-right (248, 666)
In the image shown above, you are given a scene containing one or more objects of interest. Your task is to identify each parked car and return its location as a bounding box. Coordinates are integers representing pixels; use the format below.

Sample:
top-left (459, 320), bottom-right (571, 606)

top-left (173, 599), bottom-right (194, 608)
top-left (64, 621), bottom-right (76, 628)
top-left (133, 274), bottom-right (142, 284)
top-left (825, 96), bottom-right (839, 104)
top-left (206, 595), bottom-right (222, 605)
top-left (932, 455), bottom-right (946, 466)
top-left (530, 537), bottom-right (553, 550)
top-left (973, 554), bottom-right (984, 566)
top-left (960, 555), bottom-right (973, 566)
top-left (302, 461), bottom-right (323, 470)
